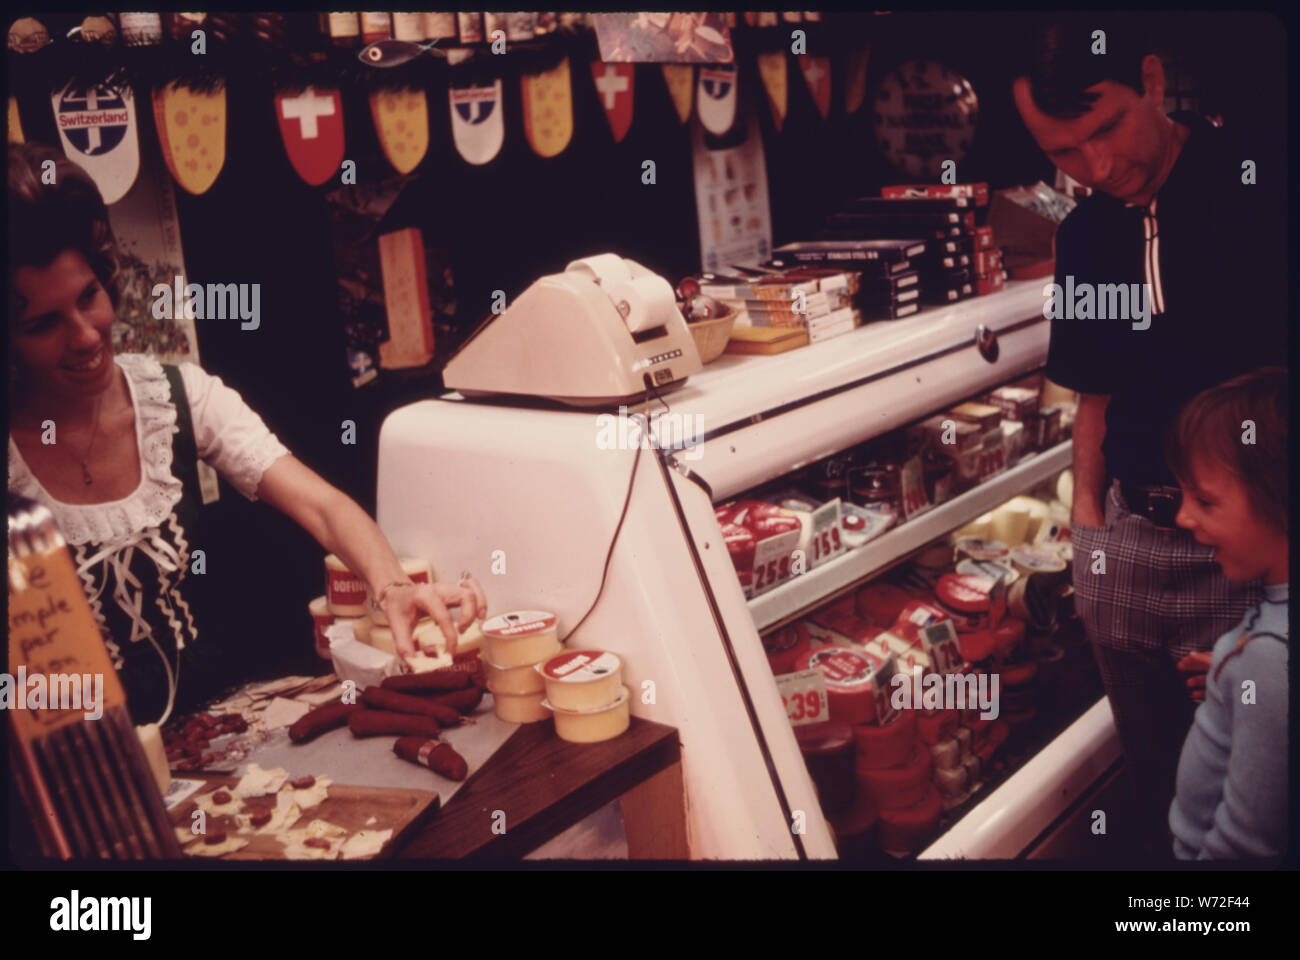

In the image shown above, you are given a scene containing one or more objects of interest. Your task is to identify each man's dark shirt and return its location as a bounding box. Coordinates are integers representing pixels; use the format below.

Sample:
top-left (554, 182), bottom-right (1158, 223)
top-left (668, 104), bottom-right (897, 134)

top-left (1044, 112), bottom-right (1286, 488)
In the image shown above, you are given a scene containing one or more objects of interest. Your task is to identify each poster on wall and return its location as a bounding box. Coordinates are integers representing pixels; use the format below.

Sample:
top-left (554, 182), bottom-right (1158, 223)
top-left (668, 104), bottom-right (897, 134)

top-left (593, 13), bottom-right (733, 63)
top-left (691, 108), bottom-right (772, 273)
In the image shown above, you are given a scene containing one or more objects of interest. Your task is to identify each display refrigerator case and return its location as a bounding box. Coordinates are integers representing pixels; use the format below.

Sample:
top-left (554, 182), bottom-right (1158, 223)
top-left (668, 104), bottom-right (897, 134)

top-left (375, 279), bottom-right (1119, 859)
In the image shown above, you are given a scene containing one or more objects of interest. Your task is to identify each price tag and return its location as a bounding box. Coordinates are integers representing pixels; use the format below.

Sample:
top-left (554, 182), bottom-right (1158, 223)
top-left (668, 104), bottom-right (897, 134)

top-left (750, 528), bottom-right (801, 596)
top-left (775, 669), bottom-right (829, 727)
top-left (807, 498), bottom-right (847, 569)
top-left (899, 455), bottom-right (931, 519)
top-left (920, 620), bottom-right (964, 675)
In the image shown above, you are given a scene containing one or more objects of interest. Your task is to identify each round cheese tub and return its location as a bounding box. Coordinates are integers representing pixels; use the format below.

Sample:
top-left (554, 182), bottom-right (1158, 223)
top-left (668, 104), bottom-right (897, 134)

top-left (953, 537), bottom-right (1009, 564)
top-left (493, 689), bottom-right (550, 724)
top-left (367, 558), bottom-right (435, 624)
top-left (308, 595), bottom-right (334, 659)
top-left (481, 610), bottom-right (561, 667)
top-left (485, 658), bottom-right (547, 696)
top-left (545, 685), bottom-right (631, 743)
top-left (537, 650), bottom-right (623, 711)
top-left (1010, 545), bottom-right (1068, 577)
top-left (325, 554), bottom-right (369, 617)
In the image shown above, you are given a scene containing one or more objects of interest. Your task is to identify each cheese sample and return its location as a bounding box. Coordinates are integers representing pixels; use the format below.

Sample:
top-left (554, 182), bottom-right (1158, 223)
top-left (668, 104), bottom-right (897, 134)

top-left (407, 650), bottom-right (453, 673)
top-left (325, 554), bottom-right (368, 616)
top-left (547, 685), bottom-right (631, 744)
top-left (135, 723), bottom-right (170, 796)
top-left (539, 650), bottom-right (623, 711)
top-left (236, 793), bottom-right (300, 835)
top-left (485, 657), bottom-right (547, 696)
top-left (366, 558), bottom-right (435, 624)
top-left (186, 834), bottom-right (249, 858)
top-left (309, 595), bottom-right (334, 659)
top-left (493, 689), bottom-right (550, 723)
top-left (859, 744), bottom-right (932, 811)
top-left (481, 610), bottom-right (561, 667)
top-left (340, 828), bottom-right (393, 860)
top-left (234, 763), bottom-right (289, 799)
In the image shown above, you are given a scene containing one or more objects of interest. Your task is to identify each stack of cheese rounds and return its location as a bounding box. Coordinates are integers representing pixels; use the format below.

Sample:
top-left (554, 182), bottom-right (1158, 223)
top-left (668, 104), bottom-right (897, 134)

top-left (481, 611), bottom-right (562, 723)
top-left (538, 650), bottom-right (629, 743)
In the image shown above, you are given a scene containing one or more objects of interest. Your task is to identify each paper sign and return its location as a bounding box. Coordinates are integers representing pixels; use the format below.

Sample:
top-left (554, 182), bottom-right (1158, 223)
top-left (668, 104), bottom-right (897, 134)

top-left (775, 669), bottom-right (828, 727)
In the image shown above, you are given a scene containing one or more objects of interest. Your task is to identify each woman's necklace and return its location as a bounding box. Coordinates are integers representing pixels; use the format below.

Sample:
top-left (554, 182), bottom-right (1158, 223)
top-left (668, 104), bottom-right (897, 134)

top-left (77, 393), bottom-right (105, 485)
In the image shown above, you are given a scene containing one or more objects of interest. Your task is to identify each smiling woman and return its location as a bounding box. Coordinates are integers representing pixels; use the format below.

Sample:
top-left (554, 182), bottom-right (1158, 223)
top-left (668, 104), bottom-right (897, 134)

top-left (7, 143), bottom-right (488, 725)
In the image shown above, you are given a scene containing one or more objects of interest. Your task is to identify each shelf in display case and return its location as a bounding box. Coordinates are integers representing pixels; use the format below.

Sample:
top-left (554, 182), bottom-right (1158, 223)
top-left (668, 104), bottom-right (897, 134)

top-left (747, 440), bottom-right (1073, 632)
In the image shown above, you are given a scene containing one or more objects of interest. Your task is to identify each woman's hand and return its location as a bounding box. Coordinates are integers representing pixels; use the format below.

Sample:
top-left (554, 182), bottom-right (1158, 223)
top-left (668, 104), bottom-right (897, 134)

top-left (381, 574), bottom-right (489, 663)
top-left (1176, 649), bottom-right (1214, 702)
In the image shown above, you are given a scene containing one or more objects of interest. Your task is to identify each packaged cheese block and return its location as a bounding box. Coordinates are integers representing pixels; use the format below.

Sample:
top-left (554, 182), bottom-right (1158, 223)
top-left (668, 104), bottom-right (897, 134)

top-left (309, 595), bottom-right (334, 659)
top-left (794, 720), bottom-right (856, 814)
top-left (482, 610), bottom-right (561, 667)
top-left (486, 658), bottom-right (547, 696)
top-left (547, 685), bottom-right (631, 743)
top-left (955, 557), bottom-right (1018, 586)
top-left (916, 709), bottom-right (958, 745)
top-left (826, 788), bottom-right (879, 859)
top-left (877, 784), bottom-right (942, 854)
top-left (855, 581), bottom-right (914, 628)
top-left (933, 762), bottom-right (968, 797)
top-left (914, 542), bottom-right (954, 571)
top-left (135, 723), bottom-right (170, 796)
top-left (493, 689), bottom-right (550, 724)
top-left (539, 650), bottom-right (623, 711)
top-left (763, 622), bottom-right (811, 674)
top-left (859, 744), bottom-right (932, 811)
top-left (325, 554), bottom-right (368, 617)
top-left (796, 645), bottom-right (894, 726)
top-left (853, 709), bottom-right (917, 770)
top-left (366, 558), bottom-right (435, 624)
top-left (989, 501), bottom-right (1032, 546)
top-left (928, 737), bottom-right (961, 770)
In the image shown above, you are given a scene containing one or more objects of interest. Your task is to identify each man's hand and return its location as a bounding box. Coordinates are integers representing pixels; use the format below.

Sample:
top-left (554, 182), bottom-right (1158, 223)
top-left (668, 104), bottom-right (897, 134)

top-left (1176, 650), bottom-right (1214, 702)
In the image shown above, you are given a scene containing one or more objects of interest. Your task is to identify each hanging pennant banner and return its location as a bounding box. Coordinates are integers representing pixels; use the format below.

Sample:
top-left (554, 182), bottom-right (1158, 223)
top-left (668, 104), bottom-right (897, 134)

top-left (591, 62), bottom-right (634, 143)
top-left (152, 82), bottom-right (226, 195)
top-left (8, 96), bottom-right (24, 143)
top-left (370, 88), bottom-right (429, 174)
top-left (521, 56), bottom-right (573, 158)
top-left (275, 85), bottom-right (345, 186)
top-left (50, 81), bottom-right (141, 205)
top-left (800, 56), bottom-right (832, 120)
top-left (696, 64), bottom-right (737, 135)
top-left (661, 64), bottom-right (694, 125)
top-left (756, 51), bottom-right (788, 131)
top-left (449, 79), bottom-right (505, 165)
top-left (845, 46), bottom-right (871, 115)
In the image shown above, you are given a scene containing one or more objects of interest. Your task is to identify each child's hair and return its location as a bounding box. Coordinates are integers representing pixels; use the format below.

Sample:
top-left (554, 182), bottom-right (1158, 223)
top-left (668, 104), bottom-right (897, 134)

top-left (8, 142), bottom-right (121, 316)
top-left (1166, 366), bottom-right (1289, 534)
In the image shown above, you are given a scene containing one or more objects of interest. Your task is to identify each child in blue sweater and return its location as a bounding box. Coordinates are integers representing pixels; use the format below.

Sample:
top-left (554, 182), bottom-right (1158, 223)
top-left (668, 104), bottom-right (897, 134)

top-left (1165, 367), bottom-right (1288, 860)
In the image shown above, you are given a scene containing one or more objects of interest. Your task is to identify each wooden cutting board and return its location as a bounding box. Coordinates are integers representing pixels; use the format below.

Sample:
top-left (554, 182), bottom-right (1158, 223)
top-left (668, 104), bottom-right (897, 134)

top-left (170, 776), bottom-right (439, 860)
top-left (724, 324), bottom-right (809, 355)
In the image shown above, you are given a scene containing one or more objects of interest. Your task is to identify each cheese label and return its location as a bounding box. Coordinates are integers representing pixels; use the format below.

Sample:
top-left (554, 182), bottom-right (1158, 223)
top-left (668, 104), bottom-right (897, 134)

top-left (370, 88), bottom-right (429, 175)
top-left (326, 568), bottom-right (367, 606)
top-left (775, 668), bottom-right (828, 727)
top-left (153, 82), bottom-right (226, 195)
top-left (696, 65), bottom-right (737, 135)
top-left (661, 64), bottom-right (693, 125)
top-left (483, 611), bottom-right (557, 638)
top-left (50, 81), bottom-right (141, 204)
top-left (541, 650), bottom-right (620, 683)
top-left (275, 85), bottom-right (345, 186)
top-left (798, 56), bottom-right (831, 120)
top-left (805, 646), bottom-right (877, 691)
top-left (521, 57), bottom-right (573, 158)
top-left (448, 79), bottom-right (504, 166)
top-left (591, 62), bottom-right (634, 143)
top-left (756, 52), bottom-right (787, 131)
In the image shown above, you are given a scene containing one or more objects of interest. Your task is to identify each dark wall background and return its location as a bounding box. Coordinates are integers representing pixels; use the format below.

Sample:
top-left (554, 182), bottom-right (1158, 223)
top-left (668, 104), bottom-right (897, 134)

top-left (8, 12), bottom-right (1284, 683)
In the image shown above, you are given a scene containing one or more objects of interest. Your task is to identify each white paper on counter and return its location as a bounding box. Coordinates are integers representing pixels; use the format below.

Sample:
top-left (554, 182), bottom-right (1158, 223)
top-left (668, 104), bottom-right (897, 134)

top-left (328, 623), bottom-right (402, 690)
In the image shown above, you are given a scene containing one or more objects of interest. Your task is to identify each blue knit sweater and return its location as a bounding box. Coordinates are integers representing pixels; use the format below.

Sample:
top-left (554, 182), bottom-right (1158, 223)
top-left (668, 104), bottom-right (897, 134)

top-left (1169, 583), bottom-right (1289, 859)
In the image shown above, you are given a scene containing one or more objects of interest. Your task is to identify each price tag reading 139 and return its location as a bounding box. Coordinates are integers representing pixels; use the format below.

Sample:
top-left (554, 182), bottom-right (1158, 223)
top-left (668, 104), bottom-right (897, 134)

top-left (775, 669), bottom-right (829, 727)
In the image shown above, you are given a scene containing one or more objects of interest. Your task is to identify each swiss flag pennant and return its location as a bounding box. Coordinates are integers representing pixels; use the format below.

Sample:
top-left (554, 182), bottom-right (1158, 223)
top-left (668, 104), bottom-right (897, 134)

top-left (50, 81), bottom-right (141, 205)
top-left (799, 56), bottom-right (832, 120)
top-left (449, 78), bottom-right (505, 166)
top-left (591, 62), bottom-right (634, 143)
top-left (275, 85), bottom-right (345, 186)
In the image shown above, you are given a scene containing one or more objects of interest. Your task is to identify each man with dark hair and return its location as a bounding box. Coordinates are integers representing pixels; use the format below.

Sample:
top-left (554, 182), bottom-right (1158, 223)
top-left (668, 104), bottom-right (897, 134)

top-left (1012, 15), bottom-right (1284, 857)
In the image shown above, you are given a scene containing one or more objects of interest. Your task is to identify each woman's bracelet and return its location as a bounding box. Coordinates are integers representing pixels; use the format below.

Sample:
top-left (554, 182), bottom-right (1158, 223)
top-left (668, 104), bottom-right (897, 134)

top-left (373, 579), bottom-right (416, 609)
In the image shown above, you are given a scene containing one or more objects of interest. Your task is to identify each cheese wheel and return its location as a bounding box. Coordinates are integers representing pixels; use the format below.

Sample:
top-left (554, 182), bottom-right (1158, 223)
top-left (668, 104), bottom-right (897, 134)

top-left (973, 720), bottom-right (1010, 764)
top-left (539, 650), bottom-right (622, 711)
top-left (797, 646), bottom-right (886, 726)
top-left (547, 686), bottom-right (630, 743)
top-left (793, 720), bottom-right (856, 814)
top-left (366, 558), bottom-right (435, 624)
top-left (953, 537), bottom-right (1009, 563)
top-left (853, 710), bottom-right (917, 770)
top-left (958, 629), bottom-right (996, 663)
top-left (928, 737), bottom-right (960, 770)
top-left (135, 723), bottom-right (170, 796)
top-left (859, 744), bottom-right (931, 811)
top-left (855, 582), bottom-right (914, 627)
top-left (493, 689), bottom-right (550, 724)
top-left (482, 611), bottom-right (561, 667)
top-left (1000, 661), bottom-right (1038, 688)
top-left (992, 618), bottom-right (1027, 660)
top-left (916, 709), bottom-right (958, 745)
top-left (990, 502), bottom-right (1031, 546)
top-left (309, 595), bottom-right (334, 659)
top-left (914, 542), bottom-right (954, 570)
top-left (763, 622), bottom-right (811, 674)
top-left (485, 658), bottom-right (547, 695)
top-left (933, 762), bottom-right (968, 796)
top-left (1010, 545), bottom-right (1067, 576)
top-left (325, 554), bottom-right (368, 616)
top-left (878, 785), bottom-right (942, 853)
top-left (826, 788), bottom-right (879, 857)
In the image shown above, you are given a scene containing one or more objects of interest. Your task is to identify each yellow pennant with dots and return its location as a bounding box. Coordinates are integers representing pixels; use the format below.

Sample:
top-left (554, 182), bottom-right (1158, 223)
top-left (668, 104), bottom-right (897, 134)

top-left (661, 64), bottom-right (694, 125)
top-left (8, 96), bottom-right (24, 143)
top-left (370, 88), bottom-right (430, 175)
top-left (757, 52), bottom-right (788, 131)
top-left (521, 56), bottom-right (573, 158)
top-left (153, 82), bottom-right (226, 195)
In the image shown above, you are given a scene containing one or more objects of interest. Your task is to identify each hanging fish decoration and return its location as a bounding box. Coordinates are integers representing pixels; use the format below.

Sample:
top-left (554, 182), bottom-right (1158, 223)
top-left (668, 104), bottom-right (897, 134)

top-left (358, 38), bottom-right (443, 68)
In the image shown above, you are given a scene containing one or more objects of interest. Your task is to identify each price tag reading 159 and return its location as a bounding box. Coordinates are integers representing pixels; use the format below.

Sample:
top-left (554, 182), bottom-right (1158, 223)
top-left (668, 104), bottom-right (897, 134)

top-left (775, 669), bottom-right (829, 727)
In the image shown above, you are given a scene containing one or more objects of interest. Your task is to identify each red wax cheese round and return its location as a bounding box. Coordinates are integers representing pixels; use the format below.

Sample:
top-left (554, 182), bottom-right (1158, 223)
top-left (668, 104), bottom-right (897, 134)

top-left (722, 522), bottom-right (757, 575)
top-left (856, 582), bottom-right (914, 628)
top-left (1000, 661), bottom-right (1038, 688)
top-left (794, 720), bottom-right (856, 814)
top-left (958, 629), bottom-right (996, 663)
top-left (859, 744), bottom-right (932, 811)
top-left (878, 785), bottom-right (943, 854)
top-left (764, 622), bottom-right (811, 674)
top-left (973, 719), bottom-right (1010, 764)
top-left (797, 646), bottom-right (883, 725)
top-left (935, 573), bottom-right (995, 632)
top-left (853, 709), bottom-right (917, 770)
top-left (889, 600), bottom-right (949, 643)
top-left (992, 618), bottom-right (1026, 659)
top-left (827, 788), bottom-right (879, 858)
top-left (916, 708), bottom-right (959, 744)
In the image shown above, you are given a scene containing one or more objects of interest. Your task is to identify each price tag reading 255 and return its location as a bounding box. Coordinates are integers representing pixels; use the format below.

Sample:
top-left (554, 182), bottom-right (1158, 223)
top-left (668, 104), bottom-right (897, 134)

top-left (775, 669), bottom-right (829, 727)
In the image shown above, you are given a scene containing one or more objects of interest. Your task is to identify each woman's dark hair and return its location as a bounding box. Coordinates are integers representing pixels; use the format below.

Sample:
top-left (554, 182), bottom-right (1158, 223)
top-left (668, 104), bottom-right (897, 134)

top-left (1166, 367), bottom-right (1289, 534)
top-left (8, 142), bottom-right (121, 315)
top-left (1022, 14), bottom-right (1157, 119)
